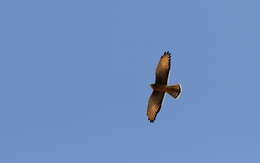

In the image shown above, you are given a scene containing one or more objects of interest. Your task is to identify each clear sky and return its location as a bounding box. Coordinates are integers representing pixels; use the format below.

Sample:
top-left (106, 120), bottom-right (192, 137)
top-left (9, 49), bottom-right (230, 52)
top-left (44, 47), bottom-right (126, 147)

top-left (1, 0), bottom-right (260, 162)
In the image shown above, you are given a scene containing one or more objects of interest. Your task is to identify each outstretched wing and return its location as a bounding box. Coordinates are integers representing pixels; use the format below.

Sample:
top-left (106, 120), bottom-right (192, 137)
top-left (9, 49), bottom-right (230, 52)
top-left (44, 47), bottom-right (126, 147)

top-left (147, 91), bottom-right (165, 122)
top-left (155, 51), bottom-right (171, 85)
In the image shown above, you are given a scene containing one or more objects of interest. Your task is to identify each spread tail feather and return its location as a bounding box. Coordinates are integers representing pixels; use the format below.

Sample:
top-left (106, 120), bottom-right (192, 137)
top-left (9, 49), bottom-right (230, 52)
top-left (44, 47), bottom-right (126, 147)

top-left (166, 84), bottom-right (182, 98)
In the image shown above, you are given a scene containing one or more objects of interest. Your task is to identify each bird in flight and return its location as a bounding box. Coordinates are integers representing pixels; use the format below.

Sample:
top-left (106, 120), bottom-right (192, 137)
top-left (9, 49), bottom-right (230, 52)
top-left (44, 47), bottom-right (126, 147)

top-left (147, 51), bottom-right (181, 122)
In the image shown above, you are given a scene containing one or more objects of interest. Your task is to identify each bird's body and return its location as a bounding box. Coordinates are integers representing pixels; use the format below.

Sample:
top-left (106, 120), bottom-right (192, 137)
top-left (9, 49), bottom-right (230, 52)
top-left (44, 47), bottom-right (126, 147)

top-left (150, 84), bottom-right (167, 92)
top-left (147, 51), bottom-right (181, 122)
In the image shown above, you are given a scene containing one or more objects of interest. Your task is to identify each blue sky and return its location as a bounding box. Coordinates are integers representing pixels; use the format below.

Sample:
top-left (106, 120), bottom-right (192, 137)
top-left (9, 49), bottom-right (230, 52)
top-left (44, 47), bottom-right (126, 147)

top-left (1, 0), bottom-right (260, 162)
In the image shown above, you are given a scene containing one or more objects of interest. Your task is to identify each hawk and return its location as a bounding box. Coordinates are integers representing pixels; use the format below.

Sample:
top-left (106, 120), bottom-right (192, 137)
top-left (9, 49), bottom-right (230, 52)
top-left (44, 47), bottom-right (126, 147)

top-left (147, 51), bottom-right (181, 122)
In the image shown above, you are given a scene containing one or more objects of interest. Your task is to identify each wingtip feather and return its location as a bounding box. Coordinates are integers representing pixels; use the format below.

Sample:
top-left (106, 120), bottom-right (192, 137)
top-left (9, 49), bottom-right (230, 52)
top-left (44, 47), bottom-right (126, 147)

top-left (149, 120), bottom-right (155, 123)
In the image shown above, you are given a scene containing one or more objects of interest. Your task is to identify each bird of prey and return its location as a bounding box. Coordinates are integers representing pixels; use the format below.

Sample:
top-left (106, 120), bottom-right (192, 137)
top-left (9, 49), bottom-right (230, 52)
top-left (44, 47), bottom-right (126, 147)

top-left (147, 51), bottom-right (181, 122)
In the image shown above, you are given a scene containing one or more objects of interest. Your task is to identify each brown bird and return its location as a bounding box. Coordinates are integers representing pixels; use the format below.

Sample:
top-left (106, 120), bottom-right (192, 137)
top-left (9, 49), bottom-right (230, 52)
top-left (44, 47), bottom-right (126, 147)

top-left (147, 51), bottom-right (181, 122)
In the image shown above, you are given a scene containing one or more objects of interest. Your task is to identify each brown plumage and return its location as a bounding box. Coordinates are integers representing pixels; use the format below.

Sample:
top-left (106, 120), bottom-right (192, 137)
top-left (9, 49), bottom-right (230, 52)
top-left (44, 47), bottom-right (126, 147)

top-left (147, 51), bottom-right (181, 122)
